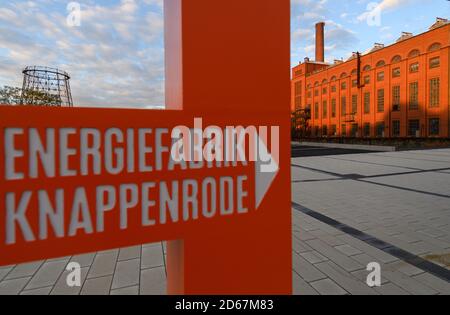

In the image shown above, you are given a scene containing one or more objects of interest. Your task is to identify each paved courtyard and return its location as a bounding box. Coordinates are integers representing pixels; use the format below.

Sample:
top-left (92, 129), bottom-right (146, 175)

top-left (1, 148), bottom-right (449, 295)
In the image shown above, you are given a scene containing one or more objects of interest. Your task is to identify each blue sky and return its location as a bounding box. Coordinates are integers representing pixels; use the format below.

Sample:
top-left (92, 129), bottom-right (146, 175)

top-left (0, 0), bottom-right (449, 108)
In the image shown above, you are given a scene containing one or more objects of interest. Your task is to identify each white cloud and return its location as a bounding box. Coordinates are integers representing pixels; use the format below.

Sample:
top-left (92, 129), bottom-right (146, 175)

top-left (0, 0), bottom-right (165, 109)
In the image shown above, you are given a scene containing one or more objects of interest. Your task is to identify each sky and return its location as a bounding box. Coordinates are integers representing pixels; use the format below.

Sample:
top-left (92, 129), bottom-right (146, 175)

top-left (0, 0), bottom-right (449, 108)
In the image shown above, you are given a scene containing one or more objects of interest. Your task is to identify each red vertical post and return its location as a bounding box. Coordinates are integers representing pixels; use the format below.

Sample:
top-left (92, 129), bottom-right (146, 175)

top-left (164, 0), bottom-right (292, 294)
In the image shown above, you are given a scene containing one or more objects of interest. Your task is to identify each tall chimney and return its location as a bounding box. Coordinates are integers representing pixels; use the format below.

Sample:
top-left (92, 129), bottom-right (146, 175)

top-left (315, 22), bottom-right (325, 62)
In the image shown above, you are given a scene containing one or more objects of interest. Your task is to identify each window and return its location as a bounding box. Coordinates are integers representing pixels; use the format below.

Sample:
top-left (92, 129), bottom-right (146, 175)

top-left (351, 124), bottom-right (358, 137)
top-left (428, 43), bottom-right (442, 52)
top-left (392, 68), bottom-right (401, 78)
top-left (408, 49), bottom-right (420, 58)
top-left (364, 92), bottom-right (370, 114)
top-left (391, 55), bottom-right (402, 64)
top-left (410, 63), bottom-right (419, 73)
top-left (377, 72), bottom-right (385, 81)
top-left (429, 118), bottom-right (440, 136)
top-left (314, 89), bottom-right (319, 97)
top-left (364, 76), bottom-right (370, 84)
top-left (430, 57), bottom-right (440, 69)
top-left (330, 125), bottom-right (337, 136)
top-left (331, 85), bottom-right (337, 93)
top-left (352, 79), bottom-right (358, 88)
top-left (430, 78), bottom-right (440, 108)
top-left (341, 124), bottom-right (347, 137)
top-left (376, 60), bottom-right (386, 68)
top-left (408, 120), bottom-right (420, 137)
top-left (363, 123), bottom-right (371, 137)
top-left (314, 102), bottom-right (319, 119)
top-left (331, 99), bottom-right (336, 118)
top-left (294, 81), bottom-right (302, 96)
top-left (377, 89), bottom-right (385, 112)
top-left (376, 122), bottom-right (385, 137)
top-left (341, 82), bottom-right (347, 90)
top-left (363, 65), bottom-right (371, 72)
top-left (392, 120), bottom-right (400, 137)
top-left (322, 125), bottom-right (328, 137)
top-left (307, 90), bottom-right (312, 98)
top-left (295, 97), bottom-right (301, 109)
top-left (341, 96), bottom-right (347, 117)
top-left (392, 86), bottom-right (400, 111)
top-left (322, 100), bottom-right (328, 119)
top-left (351, 95), bottom-right (358, 114)
top-left (409, 82), bottom-right (419, 110)
top-left (322, 87), bottom-right (327, 94)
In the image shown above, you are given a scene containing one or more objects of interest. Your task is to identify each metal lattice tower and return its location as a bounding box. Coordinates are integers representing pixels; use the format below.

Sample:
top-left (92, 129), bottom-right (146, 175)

top-left (20, 66), bottom-right (73, 107)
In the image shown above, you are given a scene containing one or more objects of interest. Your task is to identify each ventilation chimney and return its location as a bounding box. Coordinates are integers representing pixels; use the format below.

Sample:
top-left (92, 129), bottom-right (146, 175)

top-left (315, 22), bottom-right (325, 62)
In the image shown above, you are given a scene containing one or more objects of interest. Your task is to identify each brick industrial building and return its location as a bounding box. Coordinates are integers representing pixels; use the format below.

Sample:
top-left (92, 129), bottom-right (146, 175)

top-left (291, 18), bottom-right (450, 138)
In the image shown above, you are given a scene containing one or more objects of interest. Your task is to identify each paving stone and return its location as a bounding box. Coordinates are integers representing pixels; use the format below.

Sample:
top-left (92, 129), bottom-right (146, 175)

top-left (0, 277), bottom-right (31, 295)
top-left (374, 282), bottom-right (410, 295)
top-left (310, 279), bottom-right (347, 295)
top-left (314, 261), bottom-right (378, 295)
top-left (292, 271), bottom-right (318, 295)
top-left (87, 251), bottom-right (118, 279)
top-left (70, 253), bottom-right (96, 268)
top-left (385, 261), bottom-right (425, 277)
top-left (112, 258), bottom-right (140, 290)
top-left (140, 267), bottom-right (166, 295)
top-left (292, 238), bottom-right (313, 254)
top-left (300, 251), bottom-right (329, 264)
top-left (118, 246), bottom-right (141, 262)
top-left (292, 252), bottom-right (326, 283)
top-left (20, 286), bottom-right (53, 295)
top-left (50, 267), bottom-right (89, 295)
top-left (80, 276), bottom-right (113, 295)
top-left (334, 245), bottom-right (362, 257)
top-left (25, 261), bottom-right (68, 290)
top-left (141, 245), bottom-right (164, 270)
top-left (111, 285), bottom-right (140, 295)
top-left (412, 273), bottom-right (450, 294)
top-left (5, 261), bottom-right (43, 280)
top-left (381, 269), bottom-right (438, 295)
top-left (0, 267), bottom-right (13, 281)
top-left (306, 239), bottom-right (364, 272)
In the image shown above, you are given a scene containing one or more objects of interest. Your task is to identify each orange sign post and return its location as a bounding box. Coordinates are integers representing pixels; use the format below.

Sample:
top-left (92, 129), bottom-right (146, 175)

top-left (0, 0), bottom-right (291, 295)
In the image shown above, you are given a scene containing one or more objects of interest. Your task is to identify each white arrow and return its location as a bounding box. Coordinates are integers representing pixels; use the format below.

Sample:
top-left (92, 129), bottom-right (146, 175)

top-left (254, 135), bottom-right (279, 210)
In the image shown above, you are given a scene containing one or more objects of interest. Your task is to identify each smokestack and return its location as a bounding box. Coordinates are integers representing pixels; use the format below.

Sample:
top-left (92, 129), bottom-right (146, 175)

top-left (315, 22), bottom-right (325, 62)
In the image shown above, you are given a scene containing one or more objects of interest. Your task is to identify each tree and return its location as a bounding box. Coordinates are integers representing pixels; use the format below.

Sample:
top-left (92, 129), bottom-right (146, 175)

top-left (21, 89), bottom-right (62, 106)
top-left (291, 108), bottom-right (311, 140)
top-left (0, 85), bottom-right (62, 106)
top-left (0, 86), bottom-right (22, 105)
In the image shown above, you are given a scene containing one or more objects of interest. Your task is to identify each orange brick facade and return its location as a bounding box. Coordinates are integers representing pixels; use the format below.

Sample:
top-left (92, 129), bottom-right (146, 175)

top-left (291, 20), bottom-right (450, 138)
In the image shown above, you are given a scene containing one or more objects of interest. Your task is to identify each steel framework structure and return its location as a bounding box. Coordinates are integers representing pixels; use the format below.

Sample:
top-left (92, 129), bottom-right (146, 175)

top-left (20, 66), bottom-right (73, 107)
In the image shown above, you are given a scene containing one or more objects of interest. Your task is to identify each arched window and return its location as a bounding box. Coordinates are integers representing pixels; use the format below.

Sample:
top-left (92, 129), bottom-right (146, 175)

top-left (314, 81), bottom-right (319, 87)
top-left (340, 72), bottom-right (347, 79)
top-left (428, 43), bottom-right (442, 52)
top-left (322, 79), bottom-right (328, 84)
top-left (391, 55), bottom-right (402, 64)
top-left (330, 76), bottom-right (337, 82)
top-left (376, 60), bottom-right (386, 68)
top-left (363, 65), bottom-right (371, 72)
top-left (307, 83), bottom-right (311, 89)
top-left (408, 49), bottom-right (420, 58)
top-left (351, 69), bottom-right (357, 75)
